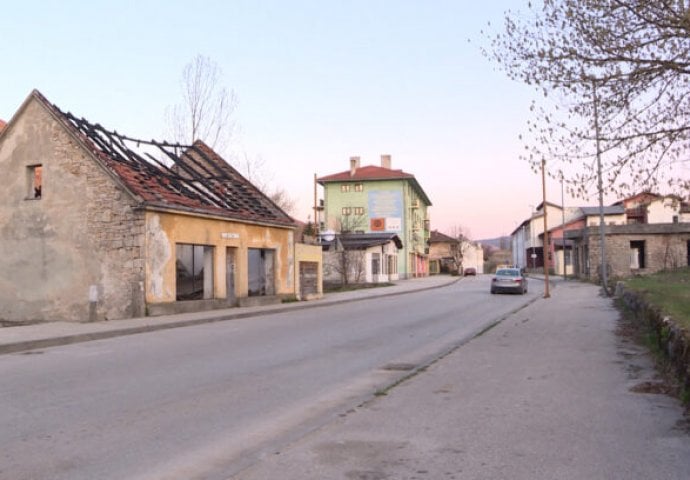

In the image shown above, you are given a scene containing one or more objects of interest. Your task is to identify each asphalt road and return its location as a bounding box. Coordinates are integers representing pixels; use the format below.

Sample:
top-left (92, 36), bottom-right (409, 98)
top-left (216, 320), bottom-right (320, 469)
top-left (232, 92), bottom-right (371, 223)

top-left (0, 276), bottom-right (535, 480)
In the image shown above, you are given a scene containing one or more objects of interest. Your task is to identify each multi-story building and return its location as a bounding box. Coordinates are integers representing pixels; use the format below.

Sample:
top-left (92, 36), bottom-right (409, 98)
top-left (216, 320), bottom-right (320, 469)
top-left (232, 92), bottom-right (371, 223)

top-left (317, 155), bottom-right (432, 278)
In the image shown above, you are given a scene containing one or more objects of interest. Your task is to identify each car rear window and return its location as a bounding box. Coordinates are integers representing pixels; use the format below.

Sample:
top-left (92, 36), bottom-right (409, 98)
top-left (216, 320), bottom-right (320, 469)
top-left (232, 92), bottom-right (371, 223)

top-left (496, 269), bottom-right (519, 276)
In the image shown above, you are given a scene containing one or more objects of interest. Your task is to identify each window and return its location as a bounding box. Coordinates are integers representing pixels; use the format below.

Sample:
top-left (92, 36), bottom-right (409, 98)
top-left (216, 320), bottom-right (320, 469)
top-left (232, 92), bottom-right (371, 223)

top-left (354, 207), bottom-right (364, 215)
top-left (354, 183), bottom-right (363, 192)
top-left (341, 184), bottom-right (351, 193)
top-left (176, 244), bottom-right (214, 300)
top-left (248, 248), bottom-right (275, 296)
top-left (387, 254), bottom-right (397, 274)
top-left (342, 207), bottom-right (352, 216)
top-left (371, 253), bottom-right (381, 275)
top-left (27, 165), bottom-right (42, 199)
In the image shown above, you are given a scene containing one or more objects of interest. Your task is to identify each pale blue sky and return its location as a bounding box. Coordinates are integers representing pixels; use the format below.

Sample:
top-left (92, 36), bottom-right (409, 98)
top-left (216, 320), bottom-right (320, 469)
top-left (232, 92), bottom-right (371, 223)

top-left (1, 0), bottom-right (573, 239)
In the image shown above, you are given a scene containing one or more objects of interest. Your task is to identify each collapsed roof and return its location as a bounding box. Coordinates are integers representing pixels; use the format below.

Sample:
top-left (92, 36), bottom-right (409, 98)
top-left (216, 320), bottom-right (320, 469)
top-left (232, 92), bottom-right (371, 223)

top-left (32, 90), bottom-right (295, 228)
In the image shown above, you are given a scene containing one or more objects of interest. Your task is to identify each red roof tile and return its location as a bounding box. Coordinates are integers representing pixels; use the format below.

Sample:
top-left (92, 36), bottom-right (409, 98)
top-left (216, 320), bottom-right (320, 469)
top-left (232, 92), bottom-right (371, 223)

top-left (317, 165), bottom-right (414, 183)
top-left (317, 164), bottom-right (432, 206)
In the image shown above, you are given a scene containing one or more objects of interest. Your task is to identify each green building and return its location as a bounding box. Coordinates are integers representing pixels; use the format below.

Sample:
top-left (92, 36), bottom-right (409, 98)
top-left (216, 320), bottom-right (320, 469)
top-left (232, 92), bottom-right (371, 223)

top-left (317, 155), bottom-right (432, 278)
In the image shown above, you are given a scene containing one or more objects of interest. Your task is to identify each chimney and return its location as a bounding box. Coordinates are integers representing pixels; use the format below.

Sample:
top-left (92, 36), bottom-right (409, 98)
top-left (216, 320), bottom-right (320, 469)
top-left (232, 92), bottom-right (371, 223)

top-left (349, 156), bottom-right (360, 176)
top-left (380, 154), bottom-right (391, 170)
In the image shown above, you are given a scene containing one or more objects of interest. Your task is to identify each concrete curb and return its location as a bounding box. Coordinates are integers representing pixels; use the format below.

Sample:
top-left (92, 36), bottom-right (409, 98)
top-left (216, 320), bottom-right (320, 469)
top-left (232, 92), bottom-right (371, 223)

top-left (0, 277), bottom-right (461, 355)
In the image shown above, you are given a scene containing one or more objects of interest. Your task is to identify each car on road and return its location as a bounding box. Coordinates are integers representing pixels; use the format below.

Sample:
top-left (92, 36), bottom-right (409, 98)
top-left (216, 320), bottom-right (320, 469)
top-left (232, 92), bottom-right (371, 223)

top-left (490, 268), bottom-right (527, 294)
top-left (464, 267), bottom-right (477, 276)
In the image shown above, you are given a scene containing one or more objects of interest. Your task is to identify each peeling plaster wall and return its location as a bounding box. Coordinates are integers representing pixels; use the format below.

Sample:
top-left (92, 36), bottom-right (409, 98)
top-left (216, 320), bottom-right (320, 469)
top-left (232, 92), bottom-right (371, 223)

top-left (0, 97), bottom-right (145, 323)
top-left (144, 211), bottom-right (295, 304)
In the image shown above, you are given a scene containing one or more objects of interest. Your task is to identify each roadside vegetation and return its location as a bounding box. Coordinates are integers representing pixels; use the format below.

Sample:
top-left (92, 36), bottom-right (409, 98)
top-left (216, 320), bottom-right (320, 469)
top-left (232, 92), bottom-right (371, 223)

top-left (623, 268), bottom-right (690, 331)
top-left (323, 282), bottom-right (394, 294)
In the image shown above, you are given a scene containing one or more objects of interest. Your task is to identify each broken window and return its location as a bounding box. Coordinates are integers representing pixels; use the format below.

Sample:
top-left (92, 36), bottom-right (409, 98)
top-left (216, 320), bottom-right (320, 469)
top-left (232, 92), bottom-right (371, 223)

top-left (248, 248), bottom-right (275, 296)
top-left (27, 165), bottom-right (42, 199)
top-left (176, 244), bottom-right (214, 300)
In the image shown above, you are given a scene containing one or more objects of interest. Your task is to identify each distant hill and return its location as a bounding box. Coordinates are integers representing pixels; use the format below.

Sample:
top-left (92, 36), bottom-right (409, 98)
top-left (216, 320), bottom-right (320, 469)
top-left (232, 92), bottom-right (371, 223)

top-left (478, 236), bottom-right (511, 250)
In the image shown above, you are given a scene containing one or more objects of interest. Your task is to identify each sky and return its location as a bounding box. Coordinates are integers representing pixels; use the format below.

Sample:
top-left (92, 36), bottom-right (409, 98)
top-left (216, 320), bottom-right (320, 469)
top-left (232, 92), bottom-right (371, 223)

top-left (0, 0), bottom-right (589, 240)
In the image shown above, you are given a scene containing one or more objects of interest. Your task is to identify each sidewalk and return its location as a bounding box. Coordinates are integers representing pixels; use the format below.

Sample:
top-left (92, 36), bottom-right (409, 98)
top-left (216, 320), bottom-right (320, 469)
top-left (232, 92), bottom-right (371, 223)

top-left (235, 280), bottom-right (690, 480)
top-left (0, 275), bottom-right (458, 355)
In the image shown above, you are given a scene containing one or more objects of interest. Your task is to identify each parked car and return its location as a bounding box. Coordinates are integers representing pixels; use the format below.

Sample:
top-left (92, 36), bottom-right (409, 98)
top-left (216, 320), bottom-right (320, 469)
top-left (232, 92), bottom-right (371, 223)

top-left (464, 267), bottom-right (477, 276)
top-left (490, 268), bottom-right (527, 294)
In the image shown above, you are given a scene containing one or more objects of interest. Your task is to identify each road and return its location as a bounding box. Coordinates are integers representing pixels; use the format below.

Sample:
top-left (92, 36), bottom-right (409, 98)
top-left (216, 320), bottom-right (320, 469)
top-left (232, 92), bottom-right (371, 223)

top-left (0, 276), bottom-right (537, 480)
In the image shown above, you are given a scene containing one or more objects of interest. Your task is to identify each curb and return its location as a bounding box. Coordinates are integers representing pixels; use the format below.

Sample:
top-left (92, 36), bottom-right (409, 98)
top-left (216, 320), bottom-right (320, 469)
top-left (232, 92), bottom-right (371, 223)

top-left (0, 277), bottom-right (461, 355)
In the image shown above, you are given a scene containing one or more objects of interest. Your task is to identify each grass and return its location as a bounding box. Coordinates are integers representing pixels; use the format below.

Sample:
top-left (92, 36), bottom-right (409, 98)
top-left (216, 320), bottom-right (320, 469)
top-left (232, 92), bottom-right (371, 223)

top-left (624, 267), bottom-right (690, 331)
top-left (323, 282), bottom-right (394, 293)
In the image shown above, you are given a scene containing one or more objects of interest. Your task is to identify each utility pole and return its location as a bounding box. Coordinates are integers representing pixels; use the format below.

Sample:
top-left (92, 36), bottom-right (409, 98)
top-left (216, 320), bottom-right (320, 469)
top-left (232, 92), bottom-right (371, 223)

top-left (561, 177), bottom-right (567, 280)
top-left (541, 158), bottom-right (550, 298)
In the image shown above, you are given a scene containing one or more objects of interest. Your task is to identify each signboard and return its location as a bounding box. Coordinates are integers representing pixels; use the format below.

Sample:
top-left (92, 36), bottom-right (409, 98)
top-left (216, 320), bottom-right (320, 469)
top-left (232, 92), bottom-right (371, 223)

top-left (368, 190), bottom-right (403, 232)
top-left (221, 232), bottom-right (240, 239)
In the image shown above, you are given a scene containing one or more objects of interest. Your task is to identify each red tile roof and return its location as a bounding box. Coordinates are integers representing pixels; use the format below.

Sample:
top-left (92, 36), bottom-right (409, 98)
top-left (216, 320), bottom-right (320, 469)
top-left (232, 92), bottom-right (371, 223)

top-left (317, 165), bottom-right (415, 182)
top-left (317, 164), bottom-right (432, 206)
top-left (31, 90), bottom-right (294, 228)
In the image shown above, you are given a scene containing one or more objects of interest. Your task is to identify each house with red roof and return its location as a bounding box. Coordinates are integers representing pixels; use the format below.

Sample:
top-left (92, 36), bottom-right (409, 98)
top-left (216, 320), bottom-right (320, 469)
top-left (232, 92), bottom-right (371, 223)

top-left (317, 155), bottom-right (432, 278)
top-left (0, 90), bottom-right (321, 324)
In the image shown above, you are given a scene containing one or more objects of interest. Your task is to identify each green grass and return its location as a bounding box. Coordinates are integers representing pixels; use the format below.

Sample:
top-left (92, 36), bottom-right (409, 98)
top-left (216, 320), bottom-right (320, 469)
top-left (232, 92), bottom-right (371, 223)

top-left (624, 267), bottom-right (690, 331)
top-left (323, 282), bottom-right (394, 293)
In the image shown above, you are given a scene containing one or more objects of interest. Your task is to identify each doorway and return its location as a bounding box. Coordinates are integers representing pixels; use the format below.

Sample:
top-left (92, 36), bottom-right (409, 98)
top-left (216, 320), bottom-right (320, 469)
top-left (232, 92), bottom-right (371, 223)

top-left (226, 247), bottom-right (236, 305)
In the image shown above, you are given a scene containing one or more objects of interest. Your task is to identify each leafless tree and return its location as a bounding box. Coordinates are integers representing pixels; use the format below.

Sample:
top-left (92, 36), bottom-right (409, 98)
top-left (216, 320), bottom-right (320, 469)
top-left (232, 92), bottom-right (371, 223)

top-left (449, 225), bottom-right (473, 273)
top-left (238, 152), bottom-right (296, 215)
top-left (166, 55), bottom-right (237, 154)
top-left (487, 0), bottom-right (690, 199)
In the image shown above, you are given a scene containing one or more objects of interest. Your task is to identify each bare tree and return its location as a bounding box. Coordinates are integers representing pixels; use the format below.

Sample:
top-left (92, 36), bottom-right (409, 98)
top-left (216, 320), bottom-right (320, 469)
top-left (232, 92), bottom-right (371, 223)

top-left (487, 1), bottom-right (690, 199)
top-left (238, 152), bottom-right (296, 215)
top-left (449, 225), bottom-right (473, 273)
top-left (166, 55), bottom-right (237, 153)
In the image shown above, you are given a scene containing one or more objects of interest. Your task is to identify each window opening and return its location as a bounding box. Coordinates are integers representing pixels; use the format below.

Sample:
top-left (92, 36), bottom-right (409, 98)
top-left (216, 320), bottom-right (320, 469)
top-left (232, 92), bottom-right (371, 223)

top-left (248, 248), bottom-right (275, 296)
top-left (176, 244), bottom-right (214, 300)
top-left (371, 253), bottom-right (380, 275)
top-left (342, 207), bottom-right (352, 216)
top-left (630, 240), bottom-right (646, 269)
top-left (27, 165), bottom-right (42, 199)
top-left (354, 183), bottom-right (363, 192)
top-left (341, 184), bottom-right (351, 193)
top-left (354, 207), bottom-right (364, 215)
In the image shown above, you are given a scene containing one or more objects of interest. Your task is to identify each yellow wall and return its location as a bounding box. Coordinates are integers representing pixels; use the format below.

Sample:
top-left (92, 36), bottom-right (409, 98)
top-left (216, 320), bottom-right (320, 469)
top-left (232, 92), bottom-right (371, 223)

top-left (144, 210), bottom-right (295, 303)
top-left (294, 243), bottom-right (323, 299)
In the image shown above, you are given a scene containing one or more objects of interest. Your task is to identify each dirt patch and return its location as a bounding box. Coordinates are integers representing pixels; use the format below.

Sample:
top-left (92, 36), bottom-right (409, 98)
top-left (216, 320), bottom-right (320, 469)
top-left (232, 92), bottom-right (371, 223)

top-left (630, 381), bottom-right (677, 396)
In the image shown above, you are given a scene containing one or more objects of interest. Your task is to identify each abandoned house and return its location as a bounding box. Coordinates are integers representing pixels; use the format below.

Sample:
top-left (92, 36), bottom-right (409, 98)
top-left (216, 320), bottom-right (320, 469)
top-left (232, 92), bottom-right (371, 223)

top-left (0, 90), bottom-right (321, 324)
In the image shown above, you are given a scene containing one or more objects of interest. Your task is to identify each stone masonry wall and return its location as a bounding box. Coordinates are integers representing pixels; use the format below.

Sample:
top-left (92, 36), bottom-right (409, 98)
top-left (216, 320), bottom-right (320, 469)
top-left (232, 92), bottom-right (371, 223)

top-left (0, 96), bottom-right (145, 323)
top-left (584, 224), bottom-right (690, 282)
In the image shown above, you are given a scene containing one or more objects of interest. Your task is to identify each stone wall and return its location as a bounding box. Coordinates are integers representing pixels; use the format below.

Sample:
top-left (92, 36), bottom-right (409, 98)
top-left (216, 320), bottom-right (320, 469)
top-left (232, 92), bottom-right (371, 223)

top-left (617, 283), bottom-right (690, 395)
top-left (0, 96), bottom-right (145, 323)
top-left (580, 224), bottom-right (690, 281)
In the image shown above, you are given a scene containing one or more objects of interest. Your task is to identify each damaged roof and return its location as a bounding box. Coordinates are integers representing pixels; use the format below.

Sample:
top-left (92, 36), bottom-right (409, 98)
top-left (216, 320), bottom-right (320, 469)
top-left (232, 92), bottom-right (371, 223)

top-left (32, 90), bottom-right (295, 228)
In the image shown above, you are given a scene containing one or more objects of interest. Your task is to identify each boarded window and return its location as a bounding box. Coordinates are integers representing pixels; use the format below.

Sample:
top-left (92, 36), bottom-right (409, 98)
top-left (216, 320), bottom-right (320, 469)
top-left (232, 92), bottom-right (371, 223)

top-left (248, 248), bottom-right (275, 296)
top-left (176, 244), bottom-right (214, 300)
top-left (299, 261), bottom-right (318, 296)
